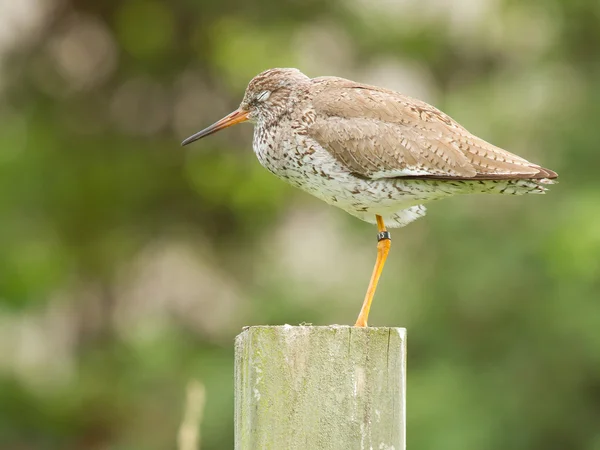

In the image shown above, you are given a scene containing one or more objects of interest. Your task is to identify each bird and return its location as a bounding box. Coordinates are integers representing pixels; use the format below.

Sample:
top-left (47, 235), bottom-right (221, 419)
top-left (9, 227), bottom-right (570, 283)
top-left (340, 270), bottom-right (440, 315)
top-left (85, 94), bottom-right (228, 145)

top-left (182, 68), bottom-right (557, 327)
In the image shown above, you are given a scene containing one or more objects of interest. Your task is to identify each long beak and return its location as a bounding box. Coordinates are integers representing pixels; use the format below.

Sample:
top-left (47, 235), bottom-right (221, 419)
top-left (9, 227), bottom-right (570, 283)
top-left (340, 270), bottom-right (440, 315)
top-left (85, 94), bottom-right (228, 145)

top-left (181, 109), bottom-right (249, 146)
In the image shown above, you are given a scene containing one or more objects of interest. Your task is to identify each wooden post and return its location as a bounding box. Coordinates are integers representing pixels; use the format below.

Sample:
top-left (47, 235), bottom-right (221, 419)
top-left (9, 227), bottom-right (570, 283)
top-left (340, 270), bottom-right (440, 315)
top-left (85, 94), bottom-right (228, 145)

top-left (235, 325), bottom-right (406, 450)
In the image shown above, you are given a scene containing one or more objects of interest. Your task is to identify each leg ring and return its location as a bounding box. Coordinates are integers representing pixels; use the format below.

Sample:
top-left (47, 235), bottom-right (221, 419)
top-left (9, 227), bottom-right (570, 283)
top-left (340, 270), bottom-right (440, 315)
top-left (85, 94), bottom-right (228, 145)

top-left (377, 231), bottom-right (391, 242)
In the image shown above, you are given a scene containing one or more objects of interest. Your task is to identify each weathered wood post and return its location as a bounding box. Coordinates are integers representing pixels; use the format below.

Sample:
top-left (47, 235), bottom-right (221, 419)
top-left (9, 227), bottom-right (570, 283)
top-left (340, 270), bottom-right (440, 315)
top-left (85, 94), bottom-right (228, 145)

top-left (235, 325), bottom-right (406, 449)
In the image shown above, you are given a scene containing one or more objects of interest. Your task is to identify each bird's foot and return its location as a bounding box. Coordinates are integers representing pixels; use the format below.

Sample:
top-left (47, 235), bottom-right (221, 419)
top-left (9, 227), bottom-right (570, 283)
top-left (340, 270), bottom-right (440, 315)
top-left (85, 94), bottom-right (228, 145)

top-left (354, 318), bottom-right (368, 327)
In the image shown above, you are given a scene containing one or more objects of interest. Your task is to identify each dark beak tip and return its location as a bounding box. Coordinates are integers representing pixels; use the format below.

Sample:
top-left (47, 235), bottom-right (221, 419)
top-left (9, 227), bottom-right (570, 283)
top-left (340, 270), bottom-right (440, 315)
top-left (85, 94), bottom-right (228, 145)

top-left (181, 135), bottom-right (199, 146)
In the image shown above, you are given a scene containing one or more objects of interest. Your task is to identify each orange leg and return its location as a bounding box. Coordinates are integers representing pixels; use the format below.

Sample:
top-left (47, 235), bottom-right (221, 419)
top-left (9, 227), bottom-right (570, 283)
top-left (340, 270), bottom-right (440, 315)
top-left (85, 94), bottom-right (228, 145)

top-left (355, 215), bottom-right (391, 327)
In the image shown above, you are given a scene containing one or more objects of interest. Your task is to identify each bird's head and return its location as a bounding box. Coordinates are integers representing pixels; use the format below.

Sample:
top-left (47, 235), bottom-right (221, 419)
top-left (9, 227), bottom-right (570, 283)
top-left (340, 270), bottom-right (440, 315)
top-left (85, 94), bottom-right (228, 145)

top-left (181, 68), bottom-right (309, 146)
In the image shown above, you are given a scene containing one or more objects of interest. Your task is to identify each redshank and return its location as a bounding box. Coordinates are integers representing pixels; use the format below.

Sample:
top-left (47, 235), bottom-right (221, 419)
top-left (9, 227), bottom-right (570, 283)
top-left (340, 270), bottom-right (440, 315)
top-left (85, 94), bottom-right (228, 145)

top-left (182, 68), bottom-right (557, 327)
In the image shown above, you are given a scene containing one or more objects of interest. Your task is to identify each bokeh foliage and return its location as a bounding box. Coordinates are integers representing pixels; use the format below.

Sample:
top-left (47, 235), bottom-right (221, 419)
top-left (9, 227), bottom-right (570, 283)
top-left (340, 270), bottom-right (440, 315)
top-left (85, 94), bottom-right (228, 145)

top-left (0, 0), bottom-right (599, 449)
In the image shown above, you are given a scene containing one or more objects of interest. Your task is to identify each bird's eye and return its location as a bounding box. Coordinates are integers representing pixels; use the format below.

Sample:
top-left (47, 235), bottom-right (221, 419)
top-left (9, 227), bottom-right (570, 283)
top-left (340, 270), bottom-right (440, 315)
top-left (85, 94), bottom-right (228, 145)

top-left (256, 90), bottom-right (271, 102)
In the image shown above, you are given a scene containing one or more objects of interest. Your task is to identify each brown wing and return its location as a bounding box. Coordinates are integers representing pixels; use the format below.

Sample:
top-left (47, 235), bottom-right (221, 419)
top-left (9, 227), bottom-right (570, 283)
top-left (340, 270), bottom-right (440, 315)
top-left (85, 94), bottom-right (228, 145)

top-left (307, 79), bottom-right (556, 180)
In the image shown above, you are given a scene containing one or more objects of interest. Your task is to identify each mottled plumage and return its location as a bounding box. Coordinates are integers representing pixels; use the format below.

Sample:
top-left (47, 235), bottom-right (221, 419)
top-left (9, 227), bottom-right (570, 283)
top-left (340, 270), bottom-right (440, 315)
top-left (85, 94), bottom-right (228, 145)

top-left (219, 68), bottom-right (556, 228)
top-left (182, 68), bottom-right (558, 326)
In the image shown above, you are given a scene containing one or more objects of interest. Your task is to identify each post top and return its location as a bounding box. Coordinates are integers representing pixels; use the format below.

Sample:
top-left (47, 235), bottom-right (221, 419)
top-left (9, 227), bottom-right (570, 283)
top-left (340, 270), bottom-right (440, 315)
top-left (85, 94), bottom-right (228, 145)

top-left (237, 324), bottom-right (406, 340)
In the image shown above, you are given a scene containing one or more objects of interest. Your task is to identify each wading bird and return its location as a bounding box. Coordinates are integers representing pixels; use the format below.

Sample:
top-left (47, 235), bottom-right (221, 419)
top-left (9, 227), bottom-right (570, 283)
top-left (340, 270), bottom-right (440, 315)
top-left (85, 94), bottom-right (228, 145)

top-left (182, 68), bottom-right (557, 327)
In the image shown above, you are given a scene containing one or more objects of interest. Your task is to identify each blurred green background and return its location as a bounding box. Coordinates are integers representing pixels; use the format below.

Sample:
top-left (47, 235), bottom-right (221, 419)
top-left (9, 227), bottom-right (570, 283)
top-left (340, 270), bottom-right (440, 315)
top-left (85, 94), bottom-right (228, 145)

top-left (0, 0), bottom-right (598, 449)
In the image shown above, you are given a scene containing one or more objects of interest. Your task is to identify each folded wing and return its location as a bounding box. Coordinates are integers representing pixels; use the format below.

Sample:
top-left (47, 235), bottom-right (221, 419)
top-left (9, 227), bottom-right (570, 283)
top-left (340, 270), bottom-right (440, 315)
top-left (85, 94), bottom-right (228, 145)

top-left (307, 80), bottom-right (557, 181)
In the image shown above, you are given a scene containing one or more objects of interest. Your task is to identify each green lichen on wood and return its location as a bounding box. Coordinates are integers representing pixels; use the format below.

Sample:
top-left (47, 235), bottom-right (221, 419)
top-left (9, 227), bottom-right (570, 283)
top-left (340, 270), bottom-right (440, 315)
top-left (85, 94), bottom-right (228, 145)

top-left (234, 325), bottom-right (406, 450)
